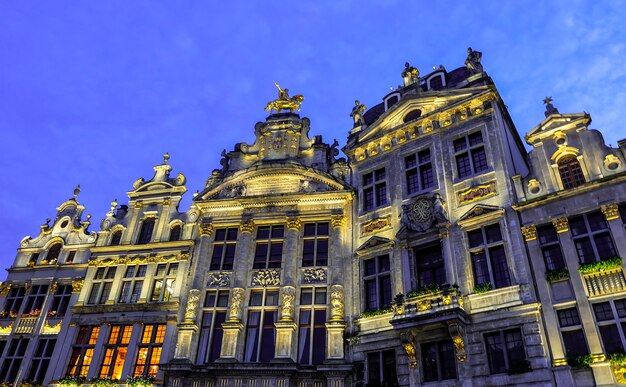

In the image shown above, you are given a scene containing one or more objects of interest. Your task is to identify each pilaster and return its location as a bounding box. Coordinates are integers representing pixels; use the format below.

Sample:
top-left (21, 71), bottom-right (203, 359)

top-left (284, 216), bottom-right (302, 286)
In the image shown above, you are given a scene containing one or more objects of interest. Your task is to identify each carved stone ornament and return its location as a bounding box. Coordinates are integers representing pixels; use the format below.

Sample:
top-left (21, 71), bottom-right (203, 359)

top-left (400, 194), bottom-right (449, 233)
top-left (552, 217), bottom-right (569, 233)
top-left (330, 214), bottom-right (346, 229)
top-left (72, 280), bottom-right (84, 293)
top-left (330, 284), bottom-right (345, 321)
top-left (280, 286), bottom-right (296, 321)
top-left (286, 216), bottom-right (302, 231)
top-left (601, 203), bottom-right (620, 221)
top-left (252, 269), bottom-right (280, 287)
top-left (0, 284), bottom-right (11, 297)
top-left (302, 268), bottom-right (327, 284)
top-left (218, 184), bottom-right (247, 199)
top-left (207, 272), bottom-right (231, 288)
top-left (48, 281), bottom-right (58, 295)
top-left (361, 216), bottom-right (391, 236)
top-left (228, 287), bottom-right (245, 321)
top-left (400, 331), bottom-right (417, 368)
top-left (184, 289), bottom-right (201, 323)
top-left (448, 323), bottom-right (467, 362)
top-left (457, 182), bottom-right (497, 205)
top-left (521, 225), bottom-right (537, 242)
top-left (199, 223), bottom-right (214, 237)
top-left (240, 219), bottom-right (256, 234)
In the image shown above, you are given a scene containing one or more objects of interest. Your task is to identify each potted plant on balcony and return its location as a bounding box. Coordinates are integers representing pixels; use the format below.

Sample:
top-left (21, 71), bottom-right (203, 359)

top-left (89, 378), bottom-right (118, 387)
top-left (19, 380), bottom-right (42, 387)
top-left (578, 256), bottom-right (622, 275)
top-left (0, 381), bottom-right (12, 387)
top-left (8, 310), bottom-right (17, 319)
top-left (58, 377), bottom-right (84, 387)
top-left (29, 309), bottom-right (41, 317)
top-left (127, 376), bottom-right (154, 387)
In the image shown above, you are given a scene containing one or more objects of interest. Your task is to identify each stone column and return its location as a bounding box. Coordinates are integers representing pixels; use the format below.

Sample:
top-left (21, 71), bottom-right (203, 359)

top-left (120, 323), bottom-right (142, 379)
top-left (284, 216), bottom-right (302, 286)
top-left (154, 198), bottom-right (172, 242)
top-left (174, 289), bottom-right (201, 360)
top-left (275, 286), bottom-right (297, 361)
top-left (86, 324), bottom-right (107, 379)
top-left (328, 214), bottom-right (346, 286)
top-left (122, 201), bottom-right (143, 244)
top-left (326, 284), bottom-right (346, 360)
top-left (440, 228), bottom-right (456, 286)
top-left (233, 219), bottom-right (256, 288)
top-left (219, 287), bottom-right (245, 361)
top-left (602, 204), bottom-right (626, 260)
top-left (192, 222), bottom-right (215, 289)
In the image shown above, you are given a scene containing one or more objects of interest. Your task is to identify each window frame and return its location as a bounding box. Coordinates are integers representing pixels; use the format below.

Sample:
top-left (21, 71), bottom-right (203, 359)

top-left (99, 325), bottom-right (133, 379)
top-left (149, 263), bottom-right (178, 303)
top-left (537, 224), bottom-right (567, 272)
top-left (253, 225), bottom-right (284, 270)
top-left (592, 299), bottom-right (626, 355)
top-left (297, 287), bottom-right (327, 365)
top-left (197, 289), bottom-right (229, 364)
top-left (66, 325), bottom-right (101, 378)
top-left (453, 130), bottom-right (489, 180)
top-left (87, 267), bottom-right (117, 305)
top-left (404, 147), bottom-right (436, 196)
top-left (421, 339), bottom-right (457, 382)
top-left (210, 228), bottom-right (239, 271)
top-left (558, 156), bottom-right (586, 189)
top-left (361, 167), bottom-right (388, 212)
top-left (244, 289), bottom-right (279, 363)
top-left (118, 265), bottom-right (147, 304)
top-left (27, 337), bottom-right (57, 384)
top-left (133, 324), bottom-right (166, 378)
top-left (570, 211), bottom-right (617, 264)
top-left (0, 337), bottom-right (30, 382)
top-left (362, 254), bottom-right (392, 312)
top-left (136, 217), bottom-right (156, 245)
top-left (467, 223), bottom-right (512, 291)
top-left (301, 222), bottom-right (329, 267)
top-left (556, 307), bottom-right (589, 358)
top-left (366, 349), bottom-right (398, 386)
top-left (484, 328), bottom-right (528, 375)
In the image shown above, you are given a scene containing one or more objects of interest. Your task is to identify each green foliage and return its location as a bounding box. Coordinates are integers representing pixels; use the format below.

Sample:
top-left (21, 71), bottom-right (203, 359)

top-left (127, 377), bottom-right (154, 387)
top-left (58, 377), bottom-right (84, 387)
top-left (360, 307), bottom-right (393, 318)
top-left (609, 352), bottom-right (626, 366)
top-left (578, 256), bottom-right (622, 274)
top-left (546, 268), bottom-right (570, 282)
top-left (567, 354), bottom-right (593, 368)
top-left (473, 282), bottom-right (492, 294)
top-left (406, 284), bottom-right (441, 298)
top-left (89, 378), bottom-right (118, 387)
top-left (0, 382), bottom-right (12, 387)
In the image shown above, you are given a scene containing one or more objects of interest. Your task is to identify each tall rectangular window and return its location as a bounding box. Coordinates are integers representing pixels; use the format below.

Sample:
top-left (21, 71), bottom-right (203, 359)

top-left (362, 168), bottom-right (388, 211)
top-left (133, 324), bottom-right (166, 377)
top-left (302, 222), bottom-right (329, 267)
top-left (0, 338), bottom-right (29, 382)
top-left (422, 340), bottom-right (457, 382)
top-left (537, 225), bottom-right (566, 272)
top-left (405, 148), bottom-right (435, 195)
top-left (570, 211), bottom-right (617, 264)
top-left (99, 325), bottom-right (132, 379)
top-left (22, 284), bottom-right (49, 316)
top-left (66, 326), bottom-right (101, 377)
top-left (557, 307), bottom-right (589, 358)
top-left (253, 226), bottom-right (284, 269)
top-left (137, 218), bottom-right (155, 244)
top-left (197, 290), bottom-right (229, 364)
top-left (150, 263), bottom-right (178, 302)
top-left (363, 255), bottom-right (392, 311)
top-left (592, 299), bottom-right (626, 354)
top-left (413, 243), bottom-right (446, 289)
top-left (118, 265), bottom-right (146, 304)
top-left (367, 349), bottom-right (398, 386)
top-left (244, 290), bottom-right (278, 363)
top-left (27, 338), bottom-right (56, 384)
top-left (210, 228), bottom-right (238, 271)
top-left (454, 131), bottom-right (488, 179)
top-left (298, 288), bottom-right (327, 365)
top-left (87, 267), bottom-right (117, 305)
top-left (49, 284), bottom-right (72, 318)
top-left (2, 287), bottom-right (25, 316)
top-left (468, 224), bottom-right (511, 290)
top-left (484, 329), bottom-right (528, 374)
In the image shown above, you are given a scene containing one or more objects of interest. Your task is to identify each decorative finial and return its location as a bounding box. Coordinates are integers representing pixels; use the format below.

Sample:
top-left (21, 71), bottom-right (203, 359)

top-left (87, 214), bottom-right (92, 220)
top-left (45, 218), bottom-right (51, 226)
top-left (163, 153), bottom-right (170, 164)
top-left (73, 185), bottom-right (81, 199)
top-left (110, 199), bottom-right (118, 213)
top-left (265, 83), bottom-right (304, 113)
top-left (543, 96), bottom-right (559, 117)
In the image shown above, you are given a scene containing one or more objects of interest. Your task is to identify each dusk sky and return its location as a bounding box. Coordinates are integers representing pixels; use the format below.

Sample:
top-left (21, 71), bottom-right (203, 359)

top-left (1, 1), bottom-right (625, 276)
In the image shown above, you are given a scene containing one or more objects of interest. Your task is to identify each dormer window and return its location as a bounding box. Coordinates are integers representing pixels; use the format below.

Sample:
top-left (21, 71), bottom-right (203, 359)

top-left (558, 156), bottom-right (585, 189)
top-left (137, 218), bottom-right (155, 245)
top-left (110, 231), bottom-right (122, 246)
top-left (384, 93), bottom-right (400, 111)
top-left (169, 225), bottom-right (182, 242)
top-left (46, 244), bottom-right (62, 264)
top-left (427, 74), bottom-right (445, 90)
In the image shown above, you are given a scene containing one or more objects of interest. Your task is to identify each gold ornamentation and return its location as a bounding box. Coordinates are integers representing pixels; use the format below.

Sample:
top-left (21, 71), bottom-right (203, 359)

top-left (240, 219), bottom-right (255, 234)
top-left (392, 303), bottom-right (404, 315)
top-left (264, 82), bottom-right (304, 113)
top-left (439, 228), bottom-right (449, 238)
top-left (286, 216), bottom-right (302, 231)
top-left (251, 269), bottom-right (280, 287)
top-left (330, 285), bottom-right (345, 321)
top-left (0, 284), bottom-right (11, 297)
top-left (330, 214), bottom-right (346, 229)
top-left (361, 216), bottom-right (391, 236)
top-left (41, 320), bottom-right (62, 335)
top-left (163, 198), bottom-right (171, 206)
top-left (228, 287), bottom-right (245, 322)
top-left (521, 225), bottom-right (537, 241)
top-left (71, 280), bottom-right (84, 293)
top-left (0, 323), bottom-right (13, 335)
top-left (184, 289), bottom-right (201, 323)
top-left (442, 294), bottom-right (452, 305)
top-left (134, 200), bottom-right (143, 209)
top-left (199, 223), bottom-right (214, 237)
top-left (452, 336), bottom-right (467, 362)
top-left (552, 358), bottom-right (568, 367)
top-left (48, 281), bottom-right (58, 295)
top-left (400, 331), bottom-right (417, 368)
top-left (552, 217), bottom-right (569, 233)
top-left (417, 300), bottom-right (431, 311)
top-left (302, 268), bottom-right (327, 284)
top-left (614, 364), bottom-right (626, 384)
top-left (89, 255), bottom-right (178, 266)
top-left (207, 272), bottom-right (231, 287)
top-left (602, 203), bottom-right (620, 221)
top-left (457, 182), bottom-right (497, 205)
top-left (279, 286), bottom-right (296, 321)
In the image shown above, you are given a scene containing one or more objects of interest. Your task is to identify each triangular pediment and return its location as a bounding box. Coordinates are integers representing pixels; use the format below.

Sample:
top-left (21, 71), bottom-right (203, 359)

top-left (525, 113), bottom-right (591, 144)
top-left (356, 236), bottom-right (394, 255)
top-left (458, 204), bottom-right (504, 226)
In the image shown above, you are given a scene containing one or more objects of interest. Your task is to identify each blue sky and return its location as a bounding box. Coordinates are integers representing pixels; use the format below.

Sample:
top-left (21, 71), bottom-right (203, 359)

top-left (1, 1), bottom-right (625, 274)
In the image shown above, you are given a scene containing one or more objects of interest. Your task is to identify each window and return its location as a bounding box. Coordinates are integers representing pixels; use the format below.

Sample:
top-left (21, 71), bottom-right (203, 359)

top-left (253, 226), bottom-right (284, 269)
top-left (0, 338), bottom-right (29, 382)
top-left (137, 218), bottom-right (155, 244)
top-left (403, 109), bottom-right (422, 123)
top-left (110, 230), bottom-right (122, 246)
top-left (28, 253), bottom-right (40, 266)
top-left (484, 329), bottom-right (528, 374)
top-left (428, 75), bottom-right (444, 90)
top-left (27, 338), bottom-right (56, 384)
top-left (367, 349), bottom-right (398, 386)
top-left (298, 288), bottom-right (327, 365)
top-left (210, 228), bottom-right (238, 271)
top-left (405, 149), bottom-right (435, 195)
top-left (45, 243), bottom-right (62, 264)
top-left (570, 211), bottom-right (617, 264)
top-left (537, 225), bottom-right (566, 272)
top-left (363, 255), bottom-right (392, 311)
top-left (454, 131), bottom-right (488, 179)
top-left (413, 244), bottom-right (446, 289)
top-left (49, 284), bottom-right (72, 318)
top-left (422, 340), bottom-right (457, 382)
top-left (169, 225), bottom-right (182, 242)
top-left (66, 326), bottom-right (101, 377)
top-left (197, 290), bottom-right (229, 364)
top-left (87, 267), bottom-right (117, 305)
top-left (244, 289), bottom-right (278, 363)
top-left (150, 263), bottom-right (178, 302)
top-left (133, 324), bottom-right (166, 377)
top-left (22, 284), bottom-right (48, 316)
top-left (118, 265), bottom-right (147, 304)
top-left (558, 156), bottom-right (585, 189)
top-left (362, 168), bottom-right (388, 211)
top-left (66, 250), bottom-right (76, 264)
top-left (2, 287), bottom-right (25, 317)
top-left (557, 308), bottom-right (589, 358)
top-left (302, 222), bottom-right (329, 267)
top-left (468, 224), bottom-right (511, 290)
top-left (593, 299), bottom-right (626, 354)
top-left (100, 325), bottom-right (132, 379)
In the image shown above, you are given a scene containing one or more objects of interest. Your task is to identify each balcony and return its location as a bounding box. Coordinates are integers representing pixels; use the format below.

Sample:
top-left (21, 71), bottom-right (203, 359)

top-left (582, 267), bottom-right (626, 297)
top-left (14, 316), bottom-right (38, 334)
top-left (391, 285), bottom-right (468, 330)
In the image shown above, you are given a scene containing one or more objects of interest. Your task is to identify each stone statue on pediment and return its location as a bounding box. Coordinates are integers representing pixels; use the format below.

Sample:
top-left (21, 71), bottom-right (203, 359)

top-left (465, 47), bottom-right (484, 74)
top-left (350, 100), bottom-right (367, 128)
top-left (402, 62), bottom-right (420, 87)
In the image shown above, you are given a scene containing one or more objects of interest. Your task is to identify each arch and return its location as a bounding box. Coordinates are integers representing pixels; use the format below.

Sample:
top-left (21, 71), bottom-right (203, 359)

top-left (46, 243), bottom-right (62, 264)
top-left (403, 109), bottom-right (422, 123)
top-left (558, 156), bottom-right (585, 189)
top-left (110, 230), bottom-right (123, 246)
top-left (169, 223), bottom-right (182, 242)
top-left (550, 146), bottom-right (580, 163)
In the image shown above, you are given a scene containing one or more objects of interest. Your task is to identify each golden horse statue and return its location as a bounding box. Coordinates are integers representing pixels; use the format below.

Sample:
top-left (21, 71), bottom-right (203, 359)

top-left (265, 82), bottom-right (304, 113)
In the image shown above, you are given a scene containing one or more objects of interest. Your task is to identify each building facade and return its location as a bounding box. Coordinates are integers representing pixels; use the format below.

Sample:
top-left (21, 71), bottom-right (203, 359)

top-left (1, 52), bottom-right (626, 387)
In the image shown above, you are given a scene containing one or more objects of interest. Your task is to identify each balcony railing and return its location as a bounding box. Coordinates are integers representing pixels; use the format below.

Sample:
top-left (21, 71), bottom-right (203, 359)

top-left (14, 316), bottom-right (38, 334)
top-left (391, 285), bottom-right (468, 328)
top-left (582, 267), bottom-right (626, 297)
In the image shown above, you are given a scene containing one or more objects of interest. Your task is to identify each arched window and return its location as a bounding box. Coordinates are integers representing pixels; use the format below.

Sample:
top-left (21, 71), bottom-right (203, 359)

top-left (110, 230), bottom-right (122, 246)
top-left (558, 156), bottom-right (585, 189)
top-left (137, 218), bottom-right (155, 244)
top-left (403, 109), bottom-right (422, 123)
top-left (46, 243), bottom-right (62, 264)
top-left (169, 225), bottom-right (182, 242)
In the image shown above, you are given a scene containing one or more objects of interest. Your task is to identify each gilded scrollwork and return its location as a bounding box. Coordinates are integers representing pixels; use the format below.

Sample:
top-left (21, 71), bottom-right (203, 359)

top-left (240, 219), bottom-right (256, 234)
top-left (199, 223), bottom-right (214, 237)
top-left (228, 288), bottom-right (245, 322)
top-left (521, 225), bottom-right (537, 242)
top-left (602, 203), bottom-right (620, 221)
top-left (331, 214), bottom-right (346, 229)
top-left (280, 286), bottom-right (296, 321)
top-left (286, 216), bottom-right (302, 231)
top-left (302, 268), bottom-right (327, 284)
top-left (251, 269), bottom-right (280, 287)
top-left (48, 281), bottom-right (58, 295)
top-left (400, 331), bottom-right (417, 368)
top-left (0, 284), bottom-right (11, 297)
top-left (330, 284), bottom-right (345, 321)
top-left (71, 280), bottom-right (84, 293)
top-left (552, 217), bottom-right (569, 233)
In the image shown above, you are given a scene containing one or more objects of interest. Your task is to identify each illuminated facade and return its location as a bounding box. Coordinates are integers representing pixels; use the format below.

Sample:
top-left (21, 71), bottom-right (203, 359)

top-left (1, 54), bottom-right (626, 387)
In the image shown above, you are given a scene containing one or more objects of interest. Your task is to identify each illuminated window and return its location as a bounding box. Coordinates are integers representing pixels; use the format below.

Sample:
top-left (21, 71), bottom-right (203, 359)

top-left (99, 325), bottom-right (132, 379)
top-left (137, 218), bottom-right (155, 244)
top-left (362, 168), bottom-right (388, 212)
top-left (49, 285), bottom-right (72, 318)
top-left (0, 338), bottom-right (30, 382)
top-left (537, 225), bottom-right (566, 272)
top-left (570, 211), bottom-right (617, 264)
top-left (414, 243), bottom-right (446, 289)
top-left (422, 340), bottom-right (456, 382)
top-left (150, 263), bottom-right (178, 302)
top-left (557, 308), bottom-right (589, 359)
top-left (197, 290), bottom-right (229, 364)
top-left (210, 228), bottom-right (238, 271)
top-left (592, 299), bottom-right (626, 354)
top-left (87, 267), bottom-right (117, 305)
top-left (118, 265), bottom-right (146, 304)
top-left (468, 224), bottom-right (511, 290)
top-left (110, 230), bottom-right (122, 246)
top-left (253, 226), bottom-right (284, 269)
top-left (454, 132), bottom-right (488, 179)
top-left (244, 289), bottom-right (278, 363)
top-left (27, 338), bottom-right (56, 384)
top-left (66, 326), bottom-right (101, 377)
top-left (2, 287), bottom-right (25, 317)
top-left (405, 149), bottom-right (435, 195)
top-left (298, 288), bottom-right (327, 365)
top-left (22, 284), bottom-right (48, 316)
top-left (45, 243), bottom-right (62, 264)
top-left (484, 329), bottom-right (528, 374)
top-left (133, 324), bottom-right (166, 377)
top-left (302, 222), bottom-right (329, 267)
top-left (169, 225), bottom-right (182, 242)
top-left (363, 255), bottom-right (392, 312)
top-left (558, 156), bottom-right (585, 189)
top-left (367, 349), bottom-right (398, 386)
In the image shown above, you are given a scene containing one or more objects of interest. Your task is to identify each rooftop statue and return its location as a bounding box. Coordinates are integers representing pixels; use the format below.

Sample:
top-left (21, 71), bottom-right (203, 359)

top-left (401, 62), bottom-right (420, 87)
top-left (543, 96), bottom-right (560, 117)
top-left (350, 100), bottom-right (367, 128)
top-left (465, 47), bottom-right (484, 74)
top-left (265, 82), bottom-right (304, 113)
